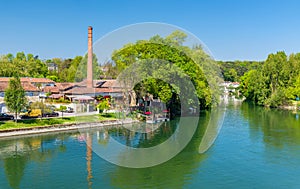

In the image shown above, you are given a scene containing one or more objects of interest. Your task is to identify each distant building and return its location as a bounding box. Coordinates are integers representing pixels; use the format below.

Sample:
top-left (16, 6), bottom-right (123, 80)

top-left (45, 79), bottom-right (123, 101)
top-left (220, 81), bottom-right (240, 94)
top-left (47, 62), bottom-right (58, 72)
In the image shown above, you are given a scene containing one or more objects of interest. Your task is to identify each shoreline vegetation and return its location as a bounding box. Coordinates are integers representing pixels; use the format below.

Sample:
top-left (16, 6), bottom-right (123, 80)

top-left (0, 114), bottom-right (113, 130)
top-left (278, 101), bottom-right (300, 111)
top-left (0, 115), bottom-right (137, 138)
top-left (0, 99), bottom-right (298, 138)
top-left (220, 52), bottom-right (300, 109)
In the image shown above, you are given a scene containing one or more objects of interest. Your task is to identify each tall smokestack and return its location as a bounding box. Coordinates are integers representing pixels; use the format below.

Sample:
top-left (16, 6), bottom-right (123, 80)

top-left (87, 26), bottom-right (93, 88)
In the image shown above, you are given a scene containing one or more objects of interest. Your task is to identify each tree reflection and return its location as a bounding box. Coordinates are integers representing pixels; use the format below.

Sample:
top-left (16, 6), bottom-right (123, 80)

top-left (241, 102), bottom-right (300, 148)
top-left (0, 133), bottom-right (70, 189)
top-left (109, 111), bottom-right (212, 188)
top-left (4, 154), bottom-right (27, 189)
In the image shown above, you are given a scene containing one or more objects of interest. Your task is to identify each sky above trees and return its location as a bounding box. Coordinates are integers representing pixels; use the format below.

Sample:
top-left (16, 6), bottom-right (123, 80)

top-left (1, 0), bottom-right (300, 61)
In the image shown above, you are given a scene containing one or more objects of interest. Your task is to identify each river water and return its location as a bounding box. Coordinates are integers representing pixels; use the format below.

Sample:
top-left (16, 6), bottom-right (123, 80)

top-left (0, 102), bottom-right (300, 189)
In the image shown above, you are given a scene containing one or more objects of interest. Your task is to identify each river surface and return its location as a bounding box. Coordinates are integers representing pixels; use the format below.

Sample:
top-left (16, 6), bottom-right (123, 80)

top-left (0, 102), bottom-right (300, 189)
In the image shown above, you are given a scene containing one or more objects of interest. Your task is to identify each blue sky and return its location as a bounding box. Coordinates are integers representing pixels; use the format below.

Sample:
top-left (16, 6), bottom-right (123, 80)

top-left (1, 0), bottom-right (300, 61)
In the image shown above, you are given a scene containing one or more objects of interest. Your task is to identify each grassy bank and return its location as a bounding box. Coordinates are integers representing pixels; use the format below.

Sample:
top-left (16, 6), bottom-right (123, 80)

top-left (0, 113), bottom-right (118, 131)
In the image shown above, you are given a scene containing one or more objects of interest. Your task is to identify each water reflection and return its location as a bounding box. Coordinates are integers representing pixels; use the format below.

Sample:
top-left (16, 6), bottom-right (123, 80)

top-left (86, 133), bottom-right (93, 189)
top-left (0, 134), bottom-right (70, 189)
top-left (0, 109), bottom-right (222, 188)
top-left (241, 103), bottom-right (300, 148)
top-left (108, 112), bottom-right (212, 189)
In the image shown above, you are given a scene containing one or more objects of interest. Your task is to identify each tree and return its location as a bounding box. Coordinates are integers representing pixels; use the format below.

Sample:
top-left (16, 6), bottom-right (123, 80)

top-left (262, 51), bottom-right (288, 94)
top-left (240, 69), bottom-right (271, 105)
top-left (218, 60), bottom-right (263, 82)
top-left (4, 154), bottom-right (28, 189)
top-left (46, 75), bottom-right (60, 82)
top-left (224, 68), bottom-right (238, 81)
top-left (4, 77), bottom-right (27, 122)
top-left (0, 52), bottom-right (48, 78)
top-left (75, 53), bottom-right (102, 82)
top-left (239, 51), bottom-right (300, 107)
top-left (59, 105), bottom-right (67, 118)
top-left (101, 61), bottom-right (119, 79)
top-left (97, 99), bottom-right (110, 113)
top-left (112, 31), bottom-right (217, 111)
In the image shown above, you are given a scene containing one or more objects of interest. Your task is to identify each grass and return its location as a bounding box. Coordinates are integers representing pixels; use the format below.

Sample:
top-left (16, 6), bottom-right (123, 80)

top-left (0, 114), bottom-right (118, 131)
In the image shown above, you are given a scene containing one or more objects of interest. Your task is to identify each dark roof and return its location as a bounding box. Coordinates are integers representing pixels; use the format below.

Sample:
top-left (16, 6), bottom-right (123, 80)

top-left (45, 80), bottom-right (122, 95)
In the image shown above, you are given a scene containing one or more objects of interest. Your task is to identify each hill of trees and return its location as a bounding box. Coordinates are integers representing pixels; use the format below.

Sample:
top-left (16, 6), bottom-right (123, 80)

top-left (218, 60), bottom-right (263, 82)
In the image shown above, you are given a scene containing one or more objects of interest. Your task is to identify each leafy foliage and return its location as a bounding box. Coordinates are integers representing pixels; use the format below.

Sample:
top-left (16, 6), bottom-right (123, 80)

top-left (0, 52), bottom-right (48, 78)
top-left (240, 51), bottom-right (300, 107)
top-left (4, 77), bottom-right (27, 121)
top-left (97, 99), bottom-right (110, 112)
top-left (75, 53), bottom-right (102, 82)
top-left (218, 60), bottom-right (263, 82)
top-left (0, 52), bottom-right (104, 82)
top-left (112, 31), bottom-right (221, 110)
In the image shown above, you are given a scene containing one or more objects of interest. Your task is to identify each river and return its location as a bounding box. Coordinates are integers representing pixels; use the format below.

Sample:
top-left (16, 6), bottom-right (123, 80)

top-left (0, 102), bottom-right (300, 189)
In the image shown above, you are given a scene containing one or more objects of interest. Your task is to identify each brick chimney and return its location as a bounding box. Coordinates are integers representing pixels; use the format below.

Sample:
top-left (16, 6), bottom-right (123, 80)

top-left (87, 26), bottom-right (93, 88)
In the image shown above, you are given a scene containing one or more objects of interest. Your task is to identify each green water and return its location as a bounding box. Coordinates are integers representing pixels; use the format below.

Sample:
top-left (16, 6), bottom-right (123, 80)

top-left (0, 102), bottom-right (300, 189)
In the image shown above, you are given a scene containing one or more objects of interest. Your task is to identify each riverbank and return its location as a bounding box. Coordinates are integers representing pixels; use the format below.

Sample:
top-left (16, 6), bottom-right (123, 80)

top-left (0, 118), bottom-right (137, 139)
top-left (278, 101), bottom-right (300, 111)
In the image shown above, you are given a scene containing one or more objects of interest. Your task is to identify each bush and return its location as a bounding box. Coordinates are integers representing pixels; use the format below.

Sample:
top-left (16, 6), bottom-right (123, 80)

top-left (265, 89), bottom-right (286, 108)
top-left (97, 99), bottom-right (110, 113)
top-left (99, 113), bottom-right (116, 118)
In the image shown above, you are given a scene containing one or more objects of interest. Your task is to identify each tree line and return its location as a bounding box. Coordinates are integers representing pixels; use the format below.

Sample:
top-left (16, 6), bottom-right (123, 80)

top-left (219, 52), bottom-right (300, 108)
top-left (218, 60), bottom-right (263, 82)
top-left (0, 52), bottom-right (103, 82)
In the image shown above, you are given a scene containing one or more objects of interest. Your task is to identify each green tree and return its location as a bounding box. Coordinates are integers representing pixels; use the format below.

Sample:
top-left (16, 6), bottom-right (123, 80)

top-left (4, 154), bottom-right (28, 189)
top-left (112, 31), bottom-right (216, 110)
top-left (101, 61), bottom-right (119, 79)
top-left (46, 75), bottom-right (60, 82)
top-left (262, 51), bottom-right (288, 94)
top-left (4, 77), bottom-right (27, 122)
top-left (75, 53), bottom-right (102, 82)
top-left (286, 74), bottom-right (300, 100)
top-left (224, 68), bottom-right (238, 81)
top-left (0, 52), bottom-right (48, 78)
top-left (59, 105), bottom-right (67, 118)
top-left (240, 70), bottom-right (270, 105)
top-left (97, 99), bottom-right (110, 113)
top-left (240, 51), bottom-right (300, 107)
top-left (218, 60), bottom-right (263, 81)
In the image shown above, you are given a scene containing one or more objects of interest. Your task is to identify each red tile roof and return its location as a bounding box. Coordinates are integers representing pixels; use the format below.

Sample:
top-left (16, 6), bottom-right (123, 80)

top-left (0, 82), bottom-right (8, 91)
top-left (48, 94), bottom-right (64, 99)
top-left (55, 82), bottom-right (76, 91)
top-left (0, 77), bottom-right (55, 83)
top-left (22, 82), bottom-right (40, 92)
top-left (43, 86), bottom-right (60, 93)
top-left (0, 81), bottom-right (39, 92)
top-left (0, 78), bottom-right (123, 94)
top-left (63, 86), bottom-right (123, 95)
